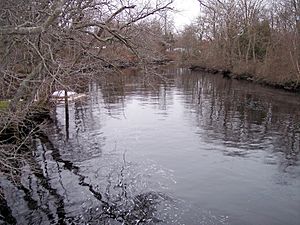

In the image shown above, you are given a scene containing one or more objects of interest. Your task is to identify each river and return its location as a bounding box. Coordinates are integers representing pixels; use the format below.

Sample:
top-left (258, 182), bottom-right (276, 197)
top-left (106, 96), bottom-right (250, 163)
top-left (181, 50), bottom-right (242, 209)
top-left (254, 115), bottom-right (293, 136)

top-left (1, 68), bottom-right (300, 225)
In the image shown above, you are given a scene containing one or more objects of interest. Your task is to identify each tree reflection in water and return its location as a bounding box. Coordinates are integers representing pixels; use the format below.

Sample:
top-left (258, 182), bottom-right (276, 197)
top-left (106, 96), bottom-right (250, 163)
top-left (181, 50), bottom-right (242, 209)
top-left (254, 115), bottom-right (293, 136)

top-left (1, 68), bottom-right (300, 225)
top-left (176, 70), bottom-right (300, 167)
top-left (0, 132), bottom-right (178, 225)
top-left (74, 154), bottom-right (176, 225)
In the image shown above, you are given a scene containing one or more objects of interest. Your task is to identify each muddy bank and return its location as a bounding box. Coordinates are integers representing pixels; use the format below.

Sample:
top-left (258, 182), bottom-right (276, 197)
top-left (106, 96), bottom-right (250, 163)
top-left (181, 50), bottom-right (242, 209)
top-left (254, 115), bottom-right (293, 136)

top-left (98, 58), bottom-right (174, 70)
top-left (189, 65), bottom-right (300, 93)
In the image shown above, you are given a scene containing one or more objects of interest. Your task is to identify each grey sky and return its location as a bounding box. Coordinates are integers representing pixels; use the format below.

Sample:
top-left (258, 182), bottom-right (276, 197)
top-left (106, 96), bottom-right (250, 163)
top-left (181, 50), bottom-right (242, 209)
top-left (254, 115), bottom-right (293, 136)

top-left (173, 0), bottom-right (200, 29)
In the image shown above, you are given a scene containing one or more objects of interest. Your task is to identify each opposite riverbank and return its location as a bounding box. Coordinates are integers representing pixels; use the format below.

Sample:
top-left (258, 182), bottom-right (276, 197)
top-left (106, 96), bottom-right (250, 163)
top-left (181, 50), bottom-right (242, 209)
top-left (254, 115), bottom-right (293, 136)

top-left (189, 64), bottom-right (300, 93)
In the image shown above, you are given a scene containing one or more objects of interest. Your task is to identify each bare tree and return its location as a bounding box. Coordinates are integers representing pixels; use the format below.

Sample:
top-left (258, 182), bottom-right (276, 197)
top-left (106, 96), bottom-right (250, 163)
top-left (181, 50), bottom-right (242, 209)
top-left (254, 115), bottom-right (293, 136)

top-left (184, 0), bottom-right (299, 86)
top-left (0, 0), bottom-right (173, 109)
top-left (0, 0), bottom-right (174, 182)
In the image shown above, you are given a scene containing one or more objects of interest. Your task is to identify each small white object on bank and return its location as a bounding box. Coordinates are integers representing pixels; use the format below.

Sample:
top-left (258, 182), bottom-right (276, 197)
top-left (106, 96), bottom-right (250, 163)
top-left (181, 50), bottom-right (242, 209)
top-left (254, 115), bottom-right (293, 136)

top-left (51, 90), bottom-right (86, 101)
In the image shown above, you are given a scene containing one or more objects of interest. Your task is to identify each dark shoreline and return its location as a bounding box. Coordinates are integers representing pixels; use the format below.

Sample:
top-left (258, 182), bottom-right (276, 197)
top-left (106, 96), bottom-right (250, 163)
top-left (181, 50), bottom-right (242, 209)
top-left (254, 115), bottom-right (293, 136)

top-left (189, 65), bottom-right (300, 93)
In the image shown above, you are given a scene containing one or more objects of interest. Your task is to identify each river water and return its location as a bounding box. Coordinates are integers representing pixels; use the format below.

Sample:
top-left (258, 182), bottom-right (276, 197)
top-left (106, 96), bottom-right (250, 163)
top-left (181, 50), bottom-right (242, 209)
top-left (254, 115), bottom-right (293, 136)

top-left (1, 68), bottom-right (300, 225)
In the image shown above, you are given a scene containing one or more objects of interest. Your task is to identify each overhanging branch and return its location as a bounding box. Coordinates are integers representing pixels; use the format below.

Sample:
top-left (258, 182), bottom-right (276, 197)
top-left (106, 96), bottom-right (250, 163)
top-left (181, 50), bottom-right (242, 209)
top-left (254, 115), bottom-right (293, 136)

top-left (0, 0), bottom-right (65, 35)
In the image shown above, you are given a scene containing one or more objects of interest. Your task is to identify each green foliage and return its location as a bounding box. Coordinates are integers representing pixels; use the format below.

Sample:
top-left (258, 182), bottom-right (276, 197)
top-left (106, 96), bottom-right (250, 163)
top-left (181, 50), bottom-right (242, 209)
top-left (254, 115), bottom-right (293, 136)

top-left (238, 20), bottom-right (271, 60)
top-left (0, 100), bottom-right (9, 110)
top-left (254, 20), bottom-right (271, 59)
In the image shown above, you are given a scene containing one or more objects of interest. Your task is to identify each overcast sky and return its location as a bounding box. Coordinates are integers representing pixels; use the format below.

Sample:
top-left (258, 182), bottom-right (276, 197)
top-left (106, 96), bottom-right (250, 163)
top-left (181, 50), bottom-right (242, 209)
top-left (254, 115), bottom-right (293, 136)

top-left (173, 0), bottom-right (200, 30)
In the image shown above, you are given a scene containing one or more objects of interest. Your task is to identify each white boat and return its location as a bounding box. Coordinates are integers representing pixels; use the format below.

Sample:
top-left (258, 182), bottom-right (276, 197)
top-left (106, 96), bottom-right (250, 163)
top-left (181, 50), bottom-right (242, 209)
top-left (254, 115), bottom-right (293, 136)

top-left (51, 90), bottom-right (87, 101)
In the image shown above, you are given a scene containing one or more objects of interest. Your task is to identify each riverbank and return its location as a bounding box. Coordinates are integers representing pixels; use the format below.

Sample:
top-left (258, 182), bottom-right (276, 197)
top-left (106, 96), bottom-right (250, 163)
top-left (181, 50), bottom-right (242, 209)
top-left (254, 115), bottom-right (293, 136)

top-left (0, 105), bottom-right (51, 179)
top-left (189, 65), bottom-right (300, 93)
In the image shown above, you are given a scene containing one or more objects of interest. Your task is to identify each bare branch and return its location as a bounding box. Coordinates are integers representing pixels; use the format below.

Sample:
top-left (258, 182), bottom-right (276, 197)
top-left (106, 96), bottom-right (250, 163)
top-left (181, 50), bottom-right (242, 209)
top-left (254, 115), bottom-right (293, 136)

top-left (0, 0), bottom-right (65, 35)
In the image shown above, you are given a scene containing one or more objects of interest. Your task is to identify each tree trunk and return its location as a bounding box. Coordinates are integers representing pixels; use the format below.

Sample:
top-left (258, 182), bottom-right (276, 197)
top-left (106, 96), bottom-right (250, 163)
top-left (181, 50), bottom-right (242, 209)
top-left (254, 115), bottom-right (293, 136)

top-left (9, 63), bottom-right (43, 111)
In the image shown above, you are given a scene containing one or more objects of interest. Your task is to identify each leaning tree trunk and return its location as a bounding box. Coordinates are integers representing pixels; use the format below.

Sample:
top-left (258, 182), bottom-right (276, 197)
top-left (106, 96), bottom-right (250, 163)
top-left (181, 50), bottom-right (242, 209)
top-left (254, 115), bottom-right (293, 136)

top-left (9, 63), bottom-right (43, 111)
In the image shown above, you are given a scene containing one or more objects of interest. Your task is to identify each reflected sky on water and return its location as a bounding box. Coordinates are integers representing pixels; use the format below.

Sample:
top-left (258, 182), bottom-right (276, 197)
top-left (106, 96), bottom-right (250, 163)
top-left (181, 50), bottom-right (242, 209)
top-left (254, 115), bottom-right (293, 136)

top-left (1, 68), bottom-right (299, 225)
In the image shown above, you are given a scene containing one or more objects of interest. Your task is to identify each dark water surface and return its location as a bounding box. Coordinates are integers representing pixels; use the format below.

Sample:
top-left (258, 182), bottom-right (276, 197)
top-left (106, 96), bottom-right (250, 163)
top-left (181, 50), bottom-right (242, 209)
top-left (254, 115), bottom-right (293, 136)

top-left (1, 68), bottom-right (300, 225)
